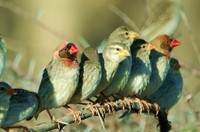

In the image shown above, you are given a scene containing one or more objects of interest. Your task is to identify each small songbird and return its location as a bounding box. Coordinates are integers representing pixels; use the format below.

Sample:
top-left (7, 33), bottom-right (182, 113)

top-left (0, 82), bottom-right (16, 127)
top-left (141, 34), bottom-right (181, 98)
top-left (100, 26), bottom-right (140, 98)
top-left (140, 0), bottom-right (183, 41)
top-left (91, 26), bottom-right (139, 100)
top-left (1, 87), bottom-right (40, 128)
top-left (0, 37), bottom-right (6, 78)
top-left (69, 47), bottom-right (102, 103)
top-left (120, 38), bottom-right (152, 97)
top-left (107, 26), bottom-right (140, 45)
top-left (90, 43), bottom-right (131, 99)
top-left (149, 58), bottom-right (183, 111)
top-left (37, 42), bottom-right (80, 119)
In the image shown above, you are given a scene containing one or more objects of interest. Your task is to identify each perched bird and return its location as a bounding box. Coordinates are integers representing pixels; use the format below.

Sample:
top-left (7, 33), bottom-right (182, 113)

top-left (37, 42), bottom-right (80, 120)
top-left (140, 0), bottom-right (183, 41)
top-left (120, 38), bottom-right (152, 97)
top-left (0, 37), bottom-right (6, 78)
top-left (99, 26), bottom-right (140, 99)
top-left (91, 43), bottom-right (131, 100)
top-left (92, 26), bottom-right (139, 100)
top-left (107, 26), bottom-right (140, 45)
top-left (141, 34), bottom-right (181, 98)
top-left (149, 58), bottom-right (183, 111)
top-left (1, 87), bottom-right (40, 128)
top-left (0, 82), bottom-right (16, 127)
top-left (69, 47), bottom-right (102, 103)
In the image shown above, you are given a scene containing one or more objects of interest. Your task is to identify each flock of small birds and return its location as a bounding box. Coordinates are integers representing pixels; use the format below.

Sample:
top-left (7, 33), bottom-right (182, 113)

top-left (0, 26), bottom-right (183, 131)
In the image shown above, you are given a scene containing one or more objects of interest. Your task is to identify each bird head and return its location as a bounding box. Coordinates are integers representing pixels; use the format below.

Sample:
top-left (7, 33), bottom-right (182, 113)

top-left (108, 26), bottom-right (140, 46)
top-left (104, 43), bottom-right (131, 63)
top-left (147, 34), bottom-right (181, 56)
top-left (0, 82), bottom-right (16, 96)
top-left (131, 38), bottom-right (153, 57)
top-left (54, 42), bottom-right (79, 60)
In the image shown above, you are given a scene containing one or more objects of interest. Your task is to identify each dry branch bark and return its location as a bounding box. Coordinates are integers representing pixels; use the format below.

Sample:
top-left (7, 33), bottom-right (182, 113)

top-left (29, 97), bottom-right (171, 132)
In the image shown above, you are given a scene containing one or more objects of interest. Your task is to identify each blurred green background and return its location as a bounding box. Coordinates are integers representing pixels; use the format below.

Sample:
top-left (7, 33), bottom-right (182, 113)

top-left (0, 0), bottom-right (200, 131)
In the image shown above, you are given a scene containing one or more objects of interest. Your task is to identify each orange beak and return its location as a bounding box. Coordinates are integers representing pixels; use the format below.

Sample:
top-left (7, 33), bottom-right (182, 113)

top-left (147, 43), bottom-right (156, 51)
top-left (6, 88), bottom-right (17, 96)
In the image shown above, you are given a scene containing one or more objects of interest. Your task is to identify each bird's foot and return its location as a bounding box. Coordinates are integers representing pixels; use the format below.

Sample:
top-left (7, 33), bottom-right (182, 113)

top-left (140, 99), bottom-right (152, 114)
top-left (63, 105), bottom-right (81, 123)
top-left (94, 103), bottom-right (106, 118)
top-left (153, 102), bottom-right (160, 116)
top-left (117, 98), bottom-right (127, 110)
top-left (123, 97), bottom-right (134, 111)
top-left (67, 108), bottom-right (81, 123)
top-left (85, 103), bottom-right (97, 116)
top-left (103, 101), bottom-right (116, 113)
top-left (133, 97), bottom-right (144, 114)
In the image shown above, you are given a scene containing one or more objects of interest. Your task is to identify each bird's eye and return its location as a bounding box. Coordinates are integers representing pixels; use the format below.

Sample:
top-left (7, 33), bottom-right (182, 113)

top-left (142, 45), bottom-right (146, 49)
top-left (125, 32), bottom-right (129, 36)
top-left (0, 87), bottom-right (5, 91)
top-left (116, 48), bottom-right (120, 51)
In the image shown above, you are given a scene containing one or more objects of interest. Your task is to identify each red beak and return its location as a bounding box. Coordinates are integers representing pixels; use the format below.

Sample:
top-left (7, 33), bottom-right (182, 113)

top-left (170, 39), bottom-right (181, 48)
top-left (69, 45), bottom-right (79, 55)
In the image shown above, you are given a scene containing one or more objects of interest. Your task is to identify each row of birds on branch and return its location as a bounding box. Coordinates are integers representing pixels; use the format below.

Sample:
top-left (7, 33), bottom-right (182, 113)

top-left (0, 26), bottom-right (183, 130)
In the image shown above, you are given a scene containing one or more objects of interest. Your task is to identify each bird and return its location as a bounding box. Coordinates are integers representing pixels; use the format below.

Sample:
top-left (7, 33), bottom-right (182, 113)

top-left (141, 34), bottom-right (181, 98)
top-left (120, 38), bottom-right (152, 98)
top-left (149, 58), bottom-right (183, 111)
top-left (0, 82), bottom-right (16, 127)
top-left (92, 26), bottom-right (139, 101)
top-left (69, 47), bottom-right (102, 103)
top-left (107, 26), bottom-right (140, 46)
top-left (36, 42), bottom-right (80, 121)
top-left (0, 36), bottom-right (6, 78)
top-left (98, 26), bottom-right (140, 100)
top-left (1, 87), bottom-right (40, 128)
top-left (90, 42), bottom-right (131, 100)
top-left (140, 0), bottom-right (183, 41)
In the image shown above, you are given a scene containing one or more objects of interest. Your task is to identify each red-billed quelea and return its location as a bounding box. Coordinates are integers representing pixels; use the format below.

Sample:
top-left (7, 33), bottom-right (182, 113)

top-left (149, 58), bottom-right (183, 111)
top-left (37, 42), bottom-right (79, 120)
top-left (99, 26), bottom-right (140, 99)
top-left (0, 82), bottom-right (16, 127)
top-left (142, 34), bottom-right (181, 98)
top-left (69, 47), bottom-right (102, 103)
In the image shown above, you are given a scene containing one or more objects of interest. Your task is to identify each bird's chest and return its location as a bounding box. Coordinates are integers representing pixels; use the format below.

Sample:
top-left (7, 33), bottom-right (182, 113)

top-left (156, 57), bottom-right (170, 81)
top-left (49, 66), bottom-right (79, 107)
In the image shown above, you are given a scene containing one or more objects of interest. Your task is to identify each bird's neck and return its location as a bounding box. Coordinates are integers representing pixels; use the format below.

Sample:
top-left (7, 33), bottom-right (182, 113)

top-left (57, 57), bottom-right (78, 68)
